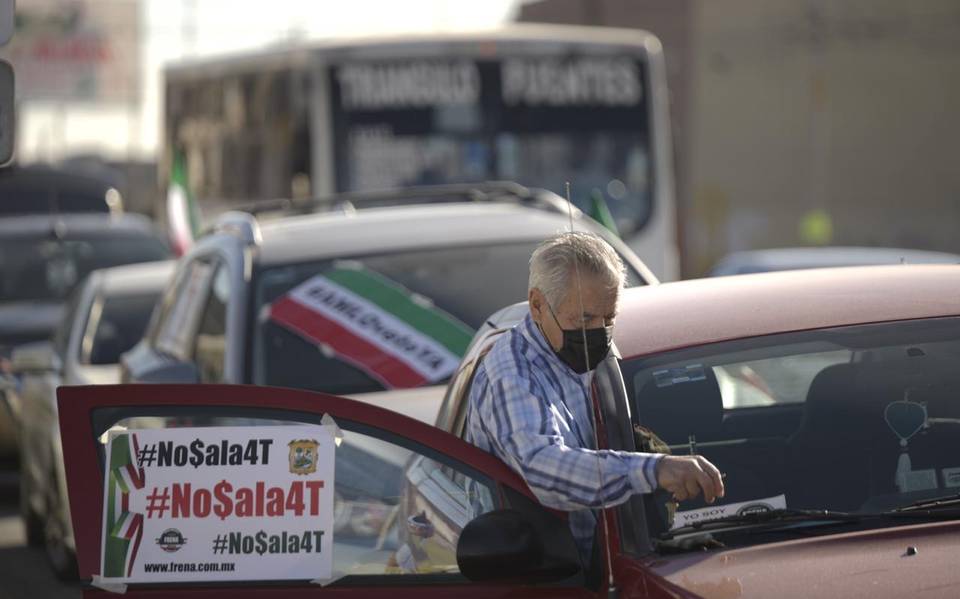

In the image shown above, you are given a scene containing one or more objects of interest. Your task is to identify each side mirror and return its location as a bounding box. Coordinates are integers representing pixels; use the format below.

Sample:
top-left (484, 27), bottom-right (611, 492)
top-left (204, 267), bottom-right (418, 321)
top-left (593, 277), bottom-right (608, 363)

top-left (11, 342), bottom-right (62, 373)
top-left (457, 509), bottom-right (581, 584)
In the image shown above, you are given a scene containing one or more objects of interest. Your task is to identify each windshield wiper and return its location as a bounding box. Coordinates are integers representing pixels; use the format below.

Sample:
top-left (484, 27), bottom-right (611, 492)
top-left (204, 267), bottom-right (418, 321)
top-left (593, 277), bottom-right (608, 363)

top-left (660, 508), bottom-right (862, 539)
top-left (891, 493), bottom-right (960, 513)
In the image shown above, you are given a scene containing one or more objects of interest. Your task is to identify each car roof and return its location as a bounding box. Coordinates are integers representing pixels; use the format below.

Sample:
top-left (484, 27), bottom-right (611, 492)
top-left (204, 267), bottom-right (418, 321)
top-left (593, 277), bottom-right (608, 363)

top-left (615, 264), bottom-right (960, 359)
top-left (255, 203), bottom-right (624, 266)
top-left (0, 213), bottom-right (157, 237)
top-left (95, 260), bottom-right (177, 296)
top-left (710, 246), bottom-right (960, 275)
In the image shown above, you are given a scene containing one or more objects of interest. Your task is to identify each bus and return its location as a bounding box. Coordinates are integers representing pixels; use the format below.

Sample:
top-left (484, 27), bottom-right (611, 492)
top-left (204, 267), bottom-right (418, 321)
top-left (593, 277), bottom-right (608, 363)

top-left (162, 25), bottom-right (678, 279)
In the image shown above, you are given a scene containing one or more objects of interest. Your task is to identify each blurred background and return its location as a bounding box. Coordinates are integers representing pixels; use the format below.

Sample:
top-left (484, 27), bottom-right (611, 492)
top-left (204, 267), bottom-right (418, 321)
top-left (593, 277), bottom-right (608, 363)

top-left (4, 0), bottom-right (959, 277)
top-left (0, 1), bottom-right (959, 595)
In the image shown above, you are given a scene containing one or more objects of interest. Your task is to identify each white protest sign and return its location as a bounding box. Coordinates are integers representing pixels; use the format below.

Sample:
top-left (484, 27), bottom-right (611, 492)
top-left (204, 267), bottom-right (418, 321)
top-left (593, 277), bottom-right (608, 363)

top-left (672, 494), bottom-right (787, 530)
top-left (99, 426), bottom-right (335, 583)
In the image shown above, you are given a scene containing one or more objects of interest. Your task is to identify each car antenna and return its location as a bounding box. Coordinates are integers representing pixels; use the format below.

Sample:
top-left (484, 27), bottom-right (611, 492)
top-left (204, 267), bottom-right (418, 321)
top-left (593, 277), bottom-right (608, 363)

top-left (565, 182), bottom-right (617, 595)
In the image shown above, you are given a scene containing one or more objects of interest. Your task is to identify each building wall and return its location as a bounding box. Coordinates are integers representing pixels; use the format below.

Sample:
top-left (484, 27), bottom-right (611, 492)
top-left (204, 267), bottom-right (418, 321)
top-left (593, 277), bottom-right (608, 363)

top-left (518, 0), bottom-right (960, 276)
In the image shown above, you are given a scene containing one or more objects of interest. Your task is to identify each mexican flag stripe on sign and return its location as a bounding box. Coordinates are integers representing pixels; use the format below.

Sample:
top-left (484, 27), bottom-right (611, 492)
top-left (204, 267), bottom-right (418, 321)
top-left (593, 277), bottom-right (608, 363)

top-left (268, 267), bottom-right (474, 389)
top-left (103, 434), bottom-right (145, 578)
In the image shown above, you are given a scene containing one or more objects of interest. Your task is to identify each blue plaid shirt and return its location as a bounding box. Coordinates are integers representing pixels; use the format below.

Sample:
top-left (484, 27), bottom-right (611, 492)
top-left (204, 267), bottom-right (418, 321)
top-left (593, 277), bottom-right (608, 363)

top-left (465, 313), bottom-right (662, 559)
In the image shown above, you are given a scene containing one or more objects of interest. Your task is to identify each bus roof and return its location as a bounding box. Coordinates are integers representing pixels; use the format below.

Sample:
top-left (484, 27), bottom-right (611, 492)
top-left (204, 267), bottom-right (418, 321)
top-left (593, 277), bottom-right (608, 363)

top-left (164, 24), bottom-right (663, 81)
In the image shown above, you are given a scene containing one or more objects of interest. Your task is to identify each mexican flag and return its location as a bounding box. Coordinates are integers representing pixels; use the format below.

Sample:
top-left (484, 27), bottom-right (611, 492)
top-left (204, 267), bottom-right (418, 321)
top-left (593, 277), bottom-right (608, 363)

top-left (102, 433), bottom-right (145, 578)
top-left (588, 189), bottom-right (620, 237)
top-left (268, 266), bottom-right (474, 389)
top-left (166, 151), bottom-right (202, 255)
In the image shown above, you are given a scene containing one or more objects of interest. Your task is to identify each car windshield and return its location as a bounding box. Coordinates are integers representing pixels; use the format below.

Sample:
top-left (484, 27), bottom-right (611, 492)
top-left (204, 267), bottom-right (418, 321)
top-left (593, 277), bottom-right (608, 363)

top-left (85, 292), bottom-right (161, 365)
top-left (621, 317), bottom-right (960, 539)
top-left (253, 241), bottom-right (641, 395)
top-left (0, 233), bottom-right (169, 303)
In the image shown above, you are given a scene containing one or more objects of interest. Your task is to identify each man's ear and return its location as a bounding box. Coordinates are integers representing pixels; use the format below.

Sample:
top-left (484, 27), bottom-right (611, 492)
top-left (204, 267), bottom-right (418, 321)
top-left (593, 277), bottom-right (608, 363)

top-left (528, 288), bottom-right (543, 319)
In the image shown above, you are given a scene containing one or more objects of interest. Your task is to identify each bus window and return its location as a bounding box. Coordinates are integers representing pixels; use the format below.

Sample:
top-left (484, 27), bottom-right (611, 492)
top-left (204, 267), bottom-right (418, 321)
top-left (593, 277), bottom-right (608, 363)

top-left (329, 57), bottom-right (652, 236)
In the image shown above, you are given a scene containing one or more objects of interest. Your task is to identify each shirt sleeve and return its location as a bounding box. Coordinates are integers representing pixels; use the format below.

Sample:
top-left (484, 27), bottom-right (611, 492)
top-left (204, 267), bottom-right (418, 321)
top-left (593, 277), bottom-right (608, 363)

top-left (478, 372), bottom-right (664, 512)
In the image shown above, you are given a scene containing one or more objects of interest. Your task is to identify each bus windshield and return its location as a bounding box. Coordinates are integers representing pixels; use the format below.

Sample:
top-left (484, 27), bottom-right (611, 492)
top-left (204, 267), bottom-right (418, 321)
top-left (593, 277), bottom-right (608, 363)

top-left (330, 57), bottom-right (652, 235)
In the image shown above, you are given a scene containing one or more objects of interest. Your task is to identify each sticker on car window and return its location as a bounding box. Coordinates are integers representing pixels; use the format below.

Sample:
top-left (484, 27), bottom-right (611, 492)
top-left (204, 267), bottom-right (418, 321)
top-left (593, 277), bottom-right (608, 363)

top-left (266, 266), bottom-right (473, 389)
top-left (653, 364), bottom-right (707, 388)
top-left (97, 425), bottom-right (336, 585)
top-left (898, 468), bottom-right (938, 493)
top-left (943, 468), bottom-right (960, 488)
top-left (672, 494), bottom-right (787, 530)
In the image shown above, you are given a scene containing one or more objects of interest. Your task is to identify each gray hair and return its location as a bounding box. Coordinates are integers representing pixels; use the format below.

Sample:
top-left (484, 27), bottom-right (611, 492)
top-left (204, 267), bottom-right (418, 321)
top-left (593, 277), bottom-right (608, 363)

top-left (528, 232), bottom-right (626, 308)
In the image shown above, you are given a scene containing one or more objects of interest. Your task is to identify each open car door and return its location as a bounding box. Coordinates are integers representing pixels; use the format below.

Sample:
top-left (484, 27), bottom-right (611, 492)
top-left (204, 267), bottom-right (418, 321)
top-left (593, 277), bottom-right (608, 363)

top-left (58, 384), bottom-right (587, 597)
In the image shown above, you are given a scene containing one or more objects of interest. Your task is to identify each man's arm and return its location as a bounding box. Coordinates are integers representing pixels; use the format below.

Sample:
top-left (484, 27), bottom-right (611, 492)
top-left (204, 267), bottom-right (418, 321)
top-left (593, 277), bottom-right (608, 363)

top-left (478, 376), bottom-right (662, 511)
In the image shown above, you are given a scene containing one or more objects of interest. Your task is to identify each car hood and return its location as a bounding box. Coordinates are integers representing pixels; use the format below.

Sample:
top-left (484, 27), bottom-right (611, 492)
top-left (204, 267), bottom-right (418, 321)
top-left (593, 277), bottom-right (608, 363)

top-left (70, 364), bottom-right (121, 386)
top-left (346, 384), bottom-right (446, 424)
top-left (644, 520), bottom-right (960, 598)
top-left (0, 302), bottom-right (62, 343)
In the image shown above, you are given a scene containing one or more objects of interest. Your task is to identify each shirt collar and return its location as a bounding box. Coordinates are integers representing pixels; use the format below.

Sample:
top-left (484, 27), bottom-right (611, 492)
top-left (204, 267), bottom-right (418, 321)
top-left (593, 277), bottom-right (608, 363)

top-left (519, 312), bottom-right (590, 382)
top-left (520, 312), bottom-right (553, 357)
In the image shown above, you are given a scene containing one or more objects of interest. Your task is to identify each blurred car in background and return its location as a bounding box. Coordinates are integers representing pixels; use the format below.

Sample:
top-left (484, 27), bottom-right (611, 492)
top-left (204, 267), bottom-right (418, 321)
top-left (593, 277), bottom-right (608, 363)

top-left (0, 213), bottom-right (170, 459)
top-left (121, 182), bottom-right (656, 423)
top-left (12, 260), bottom-right (174, 578)
top-left (0, 165), bottom-right (123, 216)
top-left (709, 246), bottom-right (960, 276)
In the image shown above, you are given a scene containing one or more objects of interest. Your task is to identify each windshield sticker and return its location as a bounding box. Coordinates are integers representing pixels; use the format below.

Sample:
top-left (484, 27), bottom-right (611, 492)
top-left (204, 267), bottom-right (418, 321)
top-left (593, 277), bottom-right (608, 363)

top-left (943, 468), bottom-right (960, 488)
top-left (672, 494), bottom-right (787, 530)
top-left (653, 364), bottom-right (707, 388)
top-left (98, 425), bottom-right (335, 584)
top-left (898, 468), bottom-right (938, 493)
top-left (267, 267), bottom-right (474, 389)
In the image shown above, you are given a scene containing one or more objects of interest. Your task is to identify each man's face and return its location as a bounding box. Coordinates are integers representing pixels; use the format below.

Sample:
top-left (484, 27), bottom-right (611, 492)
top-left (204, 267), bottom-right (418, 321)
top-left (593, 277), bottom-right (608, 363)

top-left (529, 272), bottom-right (619, 353)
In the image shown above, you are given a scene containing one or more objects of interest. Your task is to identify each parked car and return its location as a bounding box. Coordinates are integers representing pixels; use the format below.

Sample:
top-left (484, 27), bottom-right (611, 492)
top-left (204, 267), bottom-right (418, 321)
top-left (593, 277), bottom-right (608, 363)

top-left (709, 246), bottom-right (960, 276)
top-left (56, 264), bottom-right (960, 597)
top-left (0, 214), bottom-right (171, 458)
top-left (0, 164), bottom-right (123, 216)
top-left (121, 183), bottom-right (656, 423)
top-left (12, 260), bottom-right (174, 577)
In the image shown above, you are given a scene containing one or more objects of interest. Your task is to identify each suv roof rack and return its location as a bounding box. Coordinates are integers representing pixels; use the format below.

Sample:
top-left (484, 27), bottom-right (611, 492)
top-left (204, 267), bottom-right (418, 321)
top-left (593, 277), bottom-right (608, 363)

top-left (231, 181), bottom-right (576, 218)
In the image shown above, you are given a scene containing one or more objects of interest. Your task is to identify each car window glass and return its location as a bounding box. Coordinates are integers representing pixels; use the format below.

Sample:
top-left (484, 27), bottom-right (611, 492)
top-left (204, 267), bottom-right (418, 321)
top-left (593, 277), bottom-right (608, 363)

top-left (252, 243), bottom-right (642, 396)
top-left (83, 292), bottom-right (162, 365)
top-left (155, 261), bottom-right (214, 361)
top-left (193, 263), bottom-right (230, 382)
top-left (712, 350), bottom-right (852, 409)
top-left (105, 414), bottom-right (498, 582)
top-left (0, 233), bottom-right (169, 303)
top-left (622, 318), bottom-right (960, 535)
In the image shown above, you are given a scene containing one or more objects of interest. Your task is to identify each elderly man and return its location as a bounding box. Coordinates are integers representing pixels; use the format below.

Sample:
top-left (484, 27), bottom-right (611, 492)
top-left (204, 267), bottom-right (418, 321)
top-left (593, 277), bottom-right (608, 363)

top-left (465, 232), bottom-right (724, 559)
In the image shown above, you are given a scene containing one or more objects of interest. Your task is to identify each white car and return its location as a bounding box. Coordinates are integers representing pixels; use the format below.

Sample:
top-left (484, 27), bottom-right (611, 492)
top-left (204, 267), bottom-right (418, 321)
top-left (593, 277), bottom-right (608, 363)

top-left (13, 260), bottom-right (174, 577)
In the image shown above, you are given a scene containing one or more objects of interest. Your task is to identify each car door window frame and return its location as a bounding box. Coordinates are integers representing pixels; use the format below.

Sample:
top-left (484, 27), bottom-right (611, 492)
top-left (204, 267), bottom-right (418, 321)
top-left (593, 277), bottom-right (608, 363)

top-left (154, 258), bottom-right (216, 362)
top-left (59, 384), bottom-right (586, 592)
top-left (191, 259), bottom-right (231, 383)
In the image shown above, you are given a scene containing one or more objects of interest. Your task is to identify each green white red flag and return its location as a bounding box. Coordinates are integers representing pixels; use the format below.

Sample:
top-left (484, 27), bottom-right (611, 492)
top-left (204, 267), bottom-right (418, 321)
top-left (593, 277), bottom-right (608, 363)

top-left (268, 266), bottom-right (473, 389)
top-left (166, 151), bottom-right (202, 256)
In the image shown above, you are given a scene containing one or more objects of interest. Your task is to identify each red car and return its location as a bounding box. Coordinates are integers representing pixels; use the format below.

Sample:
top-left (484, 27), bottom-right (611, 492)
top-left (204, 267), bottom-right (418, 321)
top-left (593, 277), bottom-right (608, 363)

top-left (59, 264), bottom-right (960, 597)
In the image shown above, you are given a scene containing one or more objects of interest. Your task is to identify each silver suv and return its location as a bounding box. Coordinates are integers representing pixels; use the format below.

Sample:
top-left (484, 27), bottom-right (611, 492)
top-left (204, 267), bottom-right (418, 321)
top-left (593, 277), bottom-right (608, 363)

top-left (121, 183), bottom-right (656, 421)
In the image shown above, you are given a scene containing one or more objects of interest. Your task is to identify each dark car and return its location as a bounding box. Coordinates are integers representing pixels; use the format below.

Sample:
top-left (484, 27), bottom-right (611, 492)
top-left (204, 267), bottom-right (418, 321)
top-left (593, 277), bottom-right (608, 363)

top-left (0, 214), bottom-right (170, 457)
top-left (0, 165), bottom-right (123, 216)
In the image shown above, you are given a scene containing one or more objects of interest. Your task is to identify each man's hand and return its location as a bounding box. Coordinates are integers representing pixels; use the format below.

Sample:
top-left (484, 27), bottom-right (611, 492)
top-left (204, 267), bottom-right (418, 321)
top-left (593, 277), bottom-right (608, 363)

top-left (655, 455), bottom-right (725, 503)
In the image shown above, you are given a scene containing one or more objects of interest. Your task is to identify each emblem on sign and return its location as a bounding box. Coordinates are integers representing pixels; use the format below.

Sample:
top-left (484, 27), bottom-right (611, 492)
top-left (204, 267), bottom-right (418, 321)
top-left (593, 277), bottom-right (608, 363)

top-left (156, 528), bottom-right (187, 553)
top-left (288, 439), bottom-right (319, 475)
